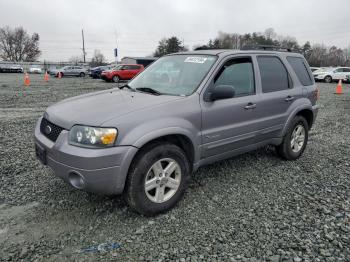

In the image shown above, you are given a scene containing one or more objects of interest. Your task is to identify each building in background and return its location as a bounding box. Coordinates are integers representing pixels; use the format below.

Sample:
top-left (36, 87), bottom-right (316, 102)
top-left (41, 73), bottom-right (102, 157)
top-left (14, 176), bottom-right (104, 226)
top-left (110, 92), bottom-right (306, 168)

top-left (121, 57), bottom-right (157, 68)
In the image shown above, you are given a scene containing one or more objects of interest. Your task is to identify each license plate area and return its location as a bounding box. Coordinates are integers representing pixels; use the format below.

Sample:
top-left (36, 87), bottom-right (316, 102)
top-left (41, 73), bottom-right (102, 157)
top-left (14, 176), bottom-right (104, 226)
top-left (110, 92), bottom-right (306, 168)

top-left (35, 144), bottom-right (47, 165)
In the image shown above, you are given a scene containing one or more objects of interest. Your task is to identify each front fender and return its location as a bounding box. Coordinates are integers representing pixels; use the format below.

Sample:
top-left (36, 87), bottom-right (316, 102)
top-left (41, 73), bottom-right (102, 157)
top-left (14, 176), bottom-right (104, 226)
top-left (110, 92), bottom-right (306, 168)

top-left (117, 118), bottom-right (201, 161)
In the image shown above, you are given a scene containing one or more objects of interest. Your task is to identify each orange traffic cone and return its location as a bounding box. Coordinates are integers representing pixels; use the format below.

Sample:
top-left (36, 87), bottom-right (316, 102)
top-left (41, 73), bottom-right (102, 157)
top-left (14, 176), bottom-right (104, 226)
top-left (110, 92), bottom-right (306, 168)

top-left (57, 71), bottom-right (62, 79)
top-left (335, 79), bottom-right (343, 94)
top-left (44, 71), bottom-right (49, 82)
top-left (24, 73), bottom-right (30, 86)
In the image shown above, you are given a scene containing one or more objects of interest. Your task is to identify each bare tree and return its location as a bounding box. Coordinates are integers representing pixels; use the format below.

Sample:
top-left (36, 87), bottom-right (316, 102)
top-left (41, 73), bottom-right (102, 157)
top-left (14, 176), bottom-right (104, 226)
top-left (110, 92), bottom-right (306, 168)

top-left (0, 26), bottom-right (41, 61)
top-left (90, 49), bottom-right (106, 67)
top-left (69, 55), bottom-right (83, 65)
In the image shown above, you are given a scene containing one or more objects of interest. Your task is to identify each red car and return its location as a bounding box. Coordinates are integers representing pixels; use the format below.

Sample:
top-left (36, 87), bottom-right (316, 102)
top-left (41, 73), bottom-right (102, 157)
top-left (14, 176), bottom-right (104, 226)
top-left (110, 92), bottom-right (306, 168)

top-left (101, 64), bottom-right (144, 82)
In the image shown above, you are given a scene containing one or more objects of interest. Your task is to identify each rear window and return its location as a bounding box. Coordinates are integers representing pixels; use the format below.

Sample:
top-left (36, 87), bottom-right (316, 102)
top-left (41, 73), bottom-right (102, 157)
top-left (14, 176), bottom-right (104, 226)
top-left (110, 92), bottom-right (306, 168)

top-left (287, 57), bottom-right (313, 86)
top-left (257, 56), bottom-right (290, 93)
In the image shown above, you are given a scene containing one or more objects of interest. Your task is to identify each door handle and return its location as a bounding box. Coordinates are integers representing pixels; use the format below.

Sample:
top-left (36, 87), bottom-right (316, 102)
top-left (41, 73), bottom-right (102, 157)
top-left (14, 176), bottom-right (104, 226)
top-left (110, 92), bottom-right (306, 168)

top-left (244, 102), bottom-right (256, 110)
top-left (285, 96), bottom-right (294, 102)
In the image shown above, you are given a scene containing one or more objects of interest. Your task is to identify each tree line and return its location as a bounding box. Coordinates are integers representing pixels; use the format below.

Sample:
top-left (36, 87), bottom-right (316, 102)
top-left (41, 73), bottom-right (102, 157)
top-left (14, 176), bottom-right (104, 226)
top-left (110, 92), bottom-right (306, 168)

top-left (154, 28), bottom-right (350, 67)
top-left (1, 26), bottom-right (349, 68)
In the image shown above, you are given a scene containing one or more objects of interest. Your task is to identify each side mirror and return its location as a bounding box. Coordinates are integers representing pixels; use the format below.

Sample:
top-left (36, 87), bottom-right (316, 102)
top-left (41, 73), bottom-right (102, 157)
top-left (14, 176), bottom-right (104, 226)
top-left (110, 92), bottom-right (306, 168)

top-left (209, 85), bottom-right (235, 101)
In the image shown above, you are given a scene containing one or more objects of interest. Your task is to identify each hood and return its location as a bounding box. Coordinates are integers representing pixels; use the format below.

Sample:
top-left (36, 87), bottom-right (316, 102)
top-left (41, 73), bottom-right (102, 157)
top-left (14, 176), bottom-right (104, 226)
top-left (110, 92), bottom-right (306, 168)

top-left (44, 88), bottom-right (183, 129)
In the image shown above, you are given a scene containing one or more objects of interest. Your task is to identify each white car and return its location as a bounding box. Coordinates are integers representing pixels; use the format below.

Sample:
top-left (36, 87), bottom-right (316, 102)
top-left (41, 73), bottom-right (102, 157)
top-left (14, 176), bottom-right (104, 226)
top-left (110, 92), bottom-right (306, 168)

top-left (313, 67), bottom-right (350, 83)
top-left (29, 66), bottom-right (43, 74)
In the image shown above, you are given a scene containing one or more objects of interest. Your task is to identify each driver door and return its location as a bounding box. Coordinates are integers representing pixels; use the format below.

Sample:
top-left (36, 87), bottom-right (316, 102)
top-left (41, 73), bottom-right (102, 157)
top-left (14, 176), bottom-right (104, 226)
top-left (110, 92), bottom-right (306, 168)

top-left (200, 56), bottom-right (261, 158)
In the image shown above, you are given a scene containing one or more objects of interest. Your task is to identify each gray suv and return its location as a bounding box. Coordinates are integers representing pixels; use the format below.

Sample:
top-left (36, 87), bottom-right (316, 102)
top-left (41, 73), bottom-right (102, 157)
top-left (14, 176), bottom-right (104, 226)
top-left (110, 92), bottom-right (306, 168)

top-left (34, 49), bottom-right (319, 215)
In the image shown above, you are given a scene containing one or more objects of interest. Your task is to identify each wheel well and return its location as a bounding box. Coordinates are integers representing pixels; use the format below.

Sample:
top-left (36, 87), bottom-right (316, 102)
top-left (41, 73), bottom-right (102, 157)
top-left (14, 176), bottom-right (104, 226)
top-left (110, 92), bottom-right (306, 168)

top-left (296, 109), bottom-right (313, 129)
top-left (136, 135), bottom-right (195, 169)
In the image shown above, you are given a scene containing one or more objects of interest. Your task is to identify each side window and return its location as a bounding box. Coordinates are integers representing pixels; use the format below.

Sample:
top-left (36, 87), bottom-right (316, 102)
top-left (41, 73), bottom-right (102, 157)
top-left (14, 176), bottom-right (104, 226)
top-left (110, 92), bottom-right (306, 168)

top-left (334, 68), bottom-right (343, 73)
top-left (214, 57), bottom-right (255, 97)
top-left (343, 68), bottom-right (350, 72)
top-left (287, 56), bottom-right (313, 86)
top-left (257, 56), bottom-right (290, 92)
top-left (130, 65), bottom-right (140, 70)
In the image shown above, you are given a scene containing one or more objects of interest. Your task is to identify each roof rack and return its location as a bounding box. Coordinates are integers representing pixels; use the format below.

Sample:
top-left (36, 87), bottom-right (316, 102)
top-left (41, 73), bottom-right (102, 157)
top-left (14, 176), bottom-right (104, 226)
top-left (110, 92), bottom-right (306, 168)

top-left (240, 45), bottom-right (292, 52)
top-left (194, 45), bottom-right (216, 51)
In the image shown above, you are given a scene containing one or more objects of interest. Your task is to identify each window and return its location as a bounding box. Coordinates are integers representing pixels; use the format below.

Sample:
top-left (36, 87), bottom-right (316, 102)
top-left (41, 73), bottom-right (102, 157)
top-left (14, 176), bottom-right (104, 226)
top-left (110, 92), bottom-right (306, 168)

top-left (287, 56), bottom-right (313, 86)
top-left (334, 68), bottom-right (343, 73)
top-left (129, 65), bottom-right (141, 70)
top-left (214, 57), bottom-right (255, 97)
top-left (258, 56), bottom-right (290, 92)
top-left (343, 68), bottom-right (350, 72)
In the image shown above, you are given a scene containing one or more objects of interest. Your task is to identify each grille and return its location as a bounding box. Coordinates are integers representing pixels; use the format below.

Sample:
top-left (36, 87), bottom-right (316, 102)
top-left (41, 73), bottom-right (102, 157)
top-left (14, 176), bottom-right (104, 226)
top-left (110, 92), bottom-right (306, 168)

top-left (40, 118), bottom-right (64, 142)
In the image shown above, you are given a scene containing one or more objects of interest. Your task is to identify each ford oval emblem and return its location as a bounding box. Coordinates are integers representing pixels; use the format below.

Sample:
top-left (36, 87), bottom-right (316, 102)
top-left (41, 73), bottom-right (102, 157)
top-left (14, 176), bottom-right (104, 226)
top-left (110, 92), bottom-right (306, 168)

top-left (45, 125), bottom-right (52, 134)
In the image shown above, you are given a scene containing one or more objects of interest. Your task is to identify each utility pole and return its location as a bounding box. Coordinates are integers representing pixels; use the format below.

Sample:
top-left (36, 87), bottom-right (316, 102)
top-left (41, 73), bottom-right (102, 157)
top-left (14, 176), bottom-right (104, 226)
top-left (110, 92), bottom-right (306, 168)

top-left (82, 29), bottom-right (86, 63)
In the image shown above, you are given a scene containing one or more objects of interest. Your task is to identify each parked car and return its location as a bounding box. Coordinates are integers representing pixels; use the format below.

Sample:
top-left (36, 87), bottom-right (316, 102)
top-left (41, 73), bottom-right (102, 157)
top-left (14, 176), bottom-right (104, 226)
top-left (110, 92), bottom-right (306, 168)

top-left (50, 66), bottom-right (88, 77)
top-left (101, 64), bottom-right (144, 82)
top-left (10, 65), bottom-right (24, 73)
top-left (0, 64), bottom-right (23, 73)
top-left (29, 65), bottom-right (43, 74)
top-left (313, 67), bottom-right (350, 83)
top-left (89, 66), bottom-right (112, 79)
top-left (34, 49), bottom-right (318, 215)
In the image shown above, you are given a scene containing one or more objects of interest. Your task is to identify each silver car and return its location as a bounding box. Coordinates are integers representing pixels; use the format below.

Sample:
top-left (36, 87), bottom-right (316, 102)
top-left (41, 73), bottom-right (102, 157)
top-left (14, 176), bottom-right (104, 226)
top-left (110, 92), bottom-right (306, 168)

top-left (50, 66), bottom-right (88, 77)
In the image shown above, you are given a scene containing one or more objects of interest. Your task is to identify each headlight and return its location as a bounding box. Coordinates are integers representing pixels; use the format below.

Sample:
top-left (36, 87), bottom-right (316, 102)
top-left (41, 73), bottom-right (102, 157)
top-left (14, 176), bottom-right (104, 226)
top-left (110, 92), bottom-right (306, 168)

top-left (69, 126), bottom-right (117, 148)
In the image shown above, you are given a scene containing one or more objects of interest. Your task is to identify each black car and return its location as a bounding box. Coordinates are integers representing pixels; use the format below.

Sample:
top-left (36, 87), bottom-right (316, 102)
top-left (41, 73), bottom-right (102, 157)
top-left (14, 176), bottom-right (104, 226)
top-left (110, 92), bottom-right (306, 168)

top-left (89, 66), bottom-right (112, 79)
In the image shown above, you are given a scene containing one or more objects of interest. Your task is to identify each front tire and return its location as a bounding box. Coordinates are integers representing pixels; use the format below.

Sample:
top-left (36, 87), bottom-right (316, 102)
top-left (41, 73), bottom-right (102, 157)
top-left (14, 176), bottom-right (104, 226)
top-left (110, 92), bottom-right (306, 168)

top-left (79, 72), bottom-right (85, 77)
top-left (124, 143), bottom-right (190, 216)
top-left (276, 116), bottom-right (309, 160)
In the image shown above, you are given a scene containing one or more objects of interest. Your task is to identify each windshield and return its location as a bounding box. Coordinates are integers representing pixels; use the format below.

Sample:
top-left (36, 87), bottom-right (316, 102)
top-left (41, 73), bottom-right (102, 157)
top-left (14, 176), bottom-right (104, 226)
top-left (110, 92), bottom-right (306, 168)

top-left (113, 65), bottom-right (122, 70)
top-left (128, 54), bottom-right (217, 96)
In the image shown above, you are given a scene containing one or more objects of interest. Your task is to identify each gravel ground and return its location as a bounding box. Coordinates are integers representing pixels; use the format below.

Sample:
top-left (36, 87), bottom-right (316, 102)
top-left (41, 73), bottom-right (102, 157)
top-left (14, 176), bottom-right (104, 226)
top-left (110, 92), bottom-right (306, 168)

top-left (0, 73), bottom-right (349, 262)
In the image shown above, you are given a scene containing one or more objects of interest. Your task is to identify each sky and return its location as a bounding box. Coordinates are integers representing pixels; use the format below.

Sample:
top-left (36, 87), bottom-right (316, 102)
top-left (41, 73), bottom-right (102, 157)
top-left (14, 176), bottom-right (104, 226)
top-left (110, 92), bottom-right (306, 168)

top-left (0, 0), bottom-right (349, 62)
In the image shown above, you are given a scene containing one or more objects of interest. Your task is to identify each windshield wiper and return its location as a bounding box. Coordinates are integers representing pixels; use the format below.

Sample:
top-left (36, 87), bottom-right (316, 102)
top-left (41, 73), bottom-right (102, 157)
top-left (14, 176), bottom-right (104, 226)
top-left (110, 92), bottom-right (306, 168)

top-left (135, 87), bottom-right (162, 96)
top-left (119, 84), bottom-right (134, 91)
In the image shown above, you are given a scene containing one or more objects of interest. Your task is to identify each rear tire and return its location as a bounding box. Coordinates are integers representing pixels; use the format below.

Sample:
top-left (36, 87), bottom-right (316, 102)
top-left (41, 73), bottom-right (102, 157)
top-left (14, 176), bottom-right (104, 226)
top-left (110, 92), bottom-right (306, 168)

top-left (79, 72), bottom-right (85, 77)
top-left (276, 116), bottom-right (309, 160)
top-left (124, 143), bottom-right (190, 216)
top-left (112, 75), bottom-right (120, 83)
top-left (324, 76), bottom-right (332, 83)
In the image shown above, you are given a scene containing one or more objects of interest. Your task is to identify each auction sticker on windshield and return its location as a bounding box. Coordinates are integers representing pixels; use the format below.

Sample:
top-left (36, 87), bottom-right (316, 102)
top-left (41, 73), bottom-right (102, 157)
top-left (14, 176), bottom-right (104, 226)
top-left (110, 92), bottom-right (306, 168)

top-left (184, 57), bottom-right (208, 63)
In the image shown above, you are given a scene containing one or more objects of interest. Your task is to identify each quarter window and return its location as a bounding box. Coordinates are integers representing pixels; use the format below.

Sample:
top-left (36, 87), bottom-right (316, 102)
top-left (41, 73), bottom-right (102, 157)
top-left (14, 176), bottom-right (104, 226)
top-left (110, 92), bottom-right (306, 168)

top-left (214, 57), bottom-right (255, 97)
top-left (287, 56), bottom-right (313, 86)
top-left (257, 56), bottom-right (290, 92)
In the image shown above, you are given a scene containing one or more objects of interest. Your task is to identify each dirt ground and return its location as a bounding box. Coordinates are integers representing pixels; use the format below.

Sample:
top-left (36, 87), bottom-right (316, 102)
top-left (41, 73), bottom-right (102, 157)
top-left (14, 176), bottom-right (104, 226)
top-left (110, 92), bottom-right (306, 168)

top-left (0, 73), bottom-right (349, 261)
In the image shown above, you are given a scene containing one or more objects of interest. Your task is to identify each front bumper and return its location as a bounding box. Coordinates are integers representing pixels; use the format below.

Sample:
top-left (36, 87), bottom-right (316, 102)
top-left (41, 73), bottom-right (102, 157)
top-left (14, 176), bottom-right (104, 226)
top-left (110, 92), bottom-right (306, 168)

top-left (34, 118), bottom-right (138, 195)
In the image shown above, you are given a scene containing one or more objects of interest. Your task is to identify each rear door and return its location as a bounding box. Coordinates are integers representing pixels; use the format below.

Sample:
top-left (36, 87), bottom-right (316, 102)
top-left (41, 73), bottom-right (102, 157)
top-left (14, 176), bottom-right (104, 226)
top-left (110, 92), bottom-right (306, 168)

top-left (200, 56), bottom-right (261, 158)
top-left (254, 55), bottom-right (302, 142)
top-left (333, 68), bottom-right (344, 80)
top-left (344, 68), bottom-right (350, 80)
top-left (129, 65), bottom-right (142, 78)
